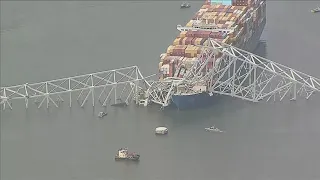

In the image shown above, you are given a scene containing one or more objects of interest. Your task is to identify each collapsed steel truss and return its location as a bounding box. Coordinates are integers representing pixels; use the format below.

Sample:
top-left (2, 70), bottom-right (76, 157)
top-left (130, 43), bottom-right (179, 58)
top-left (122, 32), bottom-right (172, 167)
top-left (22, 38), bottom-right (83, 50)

top-left (0, 66), bottom-right (152, 110)
top-left (1, 39), bottom-right (320, 111)
top-left (146, 38), bottom-right (320, 107)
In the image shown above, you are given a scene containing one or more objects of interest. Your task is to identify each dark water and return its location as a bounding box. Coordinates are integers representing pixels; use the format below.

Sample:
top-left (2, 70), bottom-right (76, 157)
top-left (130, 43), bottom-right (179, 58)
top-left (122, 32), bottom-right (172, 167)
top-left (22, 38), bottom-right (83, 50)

top-left (1, 1), bottom-right (320, 180)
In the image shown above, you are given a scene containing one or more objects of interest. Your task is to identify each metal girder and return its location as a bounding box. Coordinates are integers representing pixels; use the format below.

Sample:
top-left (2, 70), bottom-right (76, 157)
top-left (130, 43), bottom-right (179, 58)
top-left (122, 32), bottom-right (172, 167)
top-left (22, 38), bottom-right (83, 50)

top-left (0, 66), bottom-right (153, 110)
top-left (145, 78), bottom-right (184, 107)
top-left (206, 38), bottom-right (320, 102)
top-left (1, 40), bottom-right (319, 111)
top-left (146, 38), bottom-right (320, 108)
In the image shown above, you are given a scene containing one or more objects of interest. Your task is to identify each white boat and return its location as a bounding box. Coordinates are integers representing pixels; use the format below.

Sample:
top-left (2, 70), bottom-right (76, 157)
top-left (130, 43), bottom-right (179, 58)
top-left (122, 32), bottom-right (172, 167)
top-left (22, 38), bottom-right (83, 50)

top-left (98, 111), bottom-right (107, 118)
top-left (205, 126), bottom-right (224, 133)
top-left (155, 127), bottom-right (168, 135)
top-left (311, 7), bottom-right (320, 13)
top-left (180, 2), bottom-right (190, 8)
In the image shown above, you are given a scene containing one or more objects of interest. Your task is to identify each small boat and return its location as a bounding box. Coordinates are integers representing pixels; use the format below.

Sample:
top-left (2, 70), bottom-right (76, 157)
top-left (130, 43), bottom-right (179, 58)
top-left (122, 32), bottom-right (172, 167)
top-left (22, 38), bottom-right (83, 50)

top-left (311, 7), bottom-right (320, 13)
top-left (205, 126), bottom-right (224, 133)
top-left (115, 148), bottom-right (140, 161)
top-left (98, 111), bottom-right (107, 118)
top-left (180, 2), bottom-right (190, 9)
top-left (155, 127), bottom-right (168, 135)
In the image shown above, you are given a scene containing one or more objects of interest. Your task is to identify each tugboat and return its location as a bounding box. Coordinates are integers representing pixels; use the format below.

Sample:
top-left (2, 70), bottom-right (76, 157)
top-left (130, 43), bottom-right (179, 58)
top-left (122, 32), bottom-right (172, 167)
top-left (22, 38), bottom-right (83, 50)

top-left (180, 2), bottom-right (190, 9)
top-left (205, 126), bottom-right (224, 133)
top-left (311, 7), bottom-right (320, 13)
top-left (98, 111), bottom-right (107, 118)
top-left (115, 148), bottom-right (140, 161)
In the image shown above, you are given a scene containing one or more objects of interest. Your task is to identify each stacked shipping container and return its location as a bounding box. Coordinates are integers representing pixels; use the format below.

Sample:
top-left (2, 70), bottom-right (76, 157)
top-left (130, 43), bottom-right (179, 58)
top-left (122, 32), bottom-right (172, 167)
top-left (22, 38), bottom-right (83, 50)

top-left (158, 0), bottom-right (265, 80)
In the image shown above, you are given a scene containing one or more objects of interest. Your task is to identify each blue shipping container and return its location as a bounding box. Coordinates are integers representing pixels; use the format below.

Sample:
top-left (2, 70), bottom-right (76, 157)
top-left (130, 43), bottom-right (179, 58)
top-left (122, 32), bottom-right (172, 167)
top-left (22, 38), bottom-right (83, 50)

top-left (210, 0), bottom-right (232, 5)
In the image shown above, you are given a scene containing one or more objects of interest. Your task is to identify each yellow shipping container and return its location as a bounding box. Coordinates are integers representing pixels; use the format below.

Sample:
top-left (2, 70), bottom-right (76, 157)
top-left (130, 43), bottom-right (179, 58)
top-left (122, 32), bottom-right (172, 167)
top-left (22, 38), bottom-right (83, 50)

top-left (209, 12), bottom-right (217, 16)
top-left (194, 46), bottom-right (200, 53)
top-left (159, 75), bottom-right (164, 81)
top-left (195, 38), bottom-right (202, 45)
top-left (173, 38), bottom-right (180, 46)
top-left (185, 45), bottom-right (195, 53)
top-left (159, 62), bottom-right (163, 69)
top-left (180, 31), bottom-right (187, 38)
top-left (167, 45), bottom-right (174, 54)
top-left (181, 37), bottom-right (187, 45)
top-left (186, 21), bottom-right (193, 27)
top-left (202, 14), bottom-right (209, 19)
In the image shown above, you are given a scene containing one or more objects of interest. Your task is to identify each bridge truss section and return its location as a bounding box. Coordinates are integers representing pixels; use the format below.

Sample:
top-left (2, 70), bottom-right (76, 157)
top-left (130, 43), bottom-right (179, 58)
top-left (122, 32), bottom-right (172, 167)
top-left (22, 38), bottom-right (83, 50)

top-left (206, 38), bottom-right (320, 102)
top-left (0, 66), bottom-right (153, 110)
top-left (146, 38), bottom-right (320, 108)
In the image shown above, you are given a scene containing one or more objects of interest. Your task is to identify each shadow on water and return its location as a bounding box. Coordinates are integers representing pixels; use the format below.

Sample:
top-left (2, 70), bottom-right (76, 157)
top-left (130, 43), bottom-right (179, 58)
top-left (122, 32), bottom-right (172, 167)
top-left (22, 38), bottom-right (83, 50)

top-left (254, 40), bottom-right (267, 58)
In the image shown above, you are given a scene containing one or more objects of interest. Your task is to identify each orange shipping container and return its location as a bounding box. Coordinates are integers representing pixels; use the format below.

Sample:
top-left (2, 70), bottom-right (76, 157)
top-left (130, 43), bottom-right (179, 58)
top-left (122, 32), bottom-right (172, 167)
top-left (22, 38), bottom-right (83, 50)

top-left (167, 45), bottom-right (174, 54)
top-left (179, 37), bottom-right (186, 45)
top-left (180, 31), bottom-right (187, 38)
top-left (173, 38), bottom-right (180, 46)
top-left (169, 62), bottom-right (175, 77)
top-left (186, 21), bottom-right (193, 27)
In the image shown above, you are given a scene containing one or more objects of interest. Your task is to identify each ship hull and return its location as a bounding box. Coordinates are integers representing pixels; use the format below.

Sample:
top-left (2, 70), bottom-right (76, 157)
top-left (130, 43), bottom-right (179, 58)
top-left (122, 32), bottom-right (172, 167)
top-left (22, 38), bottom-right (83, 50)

top-left (171, 18), bottom-right (266, 110)
top-left (171, 92), bottom-right (216, 109)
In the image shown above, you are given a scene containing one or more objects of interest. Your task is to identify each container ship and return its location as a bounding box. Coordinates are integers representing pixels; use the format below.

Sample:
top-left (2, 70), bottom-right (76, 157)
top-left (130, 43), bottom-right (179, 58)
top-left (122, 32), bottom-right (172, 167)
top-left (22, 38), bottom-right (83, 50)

top-left (158, 0), bottom-right (266, 110)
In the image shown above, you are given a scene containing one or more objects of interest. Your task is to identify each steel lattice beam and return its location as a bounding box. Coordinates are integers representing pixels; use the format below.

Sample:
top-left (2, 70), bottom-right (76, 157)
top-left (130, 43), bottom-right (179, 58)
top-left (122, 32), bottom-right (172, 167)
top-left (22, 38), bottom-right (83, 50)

top-left (206, 38), bottom-right (320, 102)
top-left (0, 66), bottom-right (154, 110)
top-left (146, 38), bottom-right (320, 108)
top-left (1, 40), bottom-right (320, 111)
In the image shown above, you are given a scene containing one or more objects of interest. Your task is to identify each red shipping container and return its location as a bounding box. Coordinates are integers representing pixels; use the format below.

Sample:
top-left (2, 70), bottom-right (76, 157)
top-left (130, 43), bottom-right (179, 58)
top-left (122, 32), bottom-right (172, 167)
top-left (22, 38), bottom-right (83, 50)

top-left (179, 38), bottom-right (184, 45)
top-left (200, 38), bottom-right (207, 45)
top-left (190, 31), bottom-right (197, 38)
top-left (220, 20), bottom-right (226, 24)
top-left (186, 30), bottom-right (194, 37)
top-left (169, 62), bottom-right (175, 77)
top-left (209, 32), bottom-right (218, 38)
top-left (200, 31), bottom-right (211, 38)
top-left (191, 37), bottom-right (197, 45)
top-left (171, 51), bottom-right (185, 57)
top-left (163, 56), bottom-right (176, 64)
top-left (185, 37), bottom-right (193, 45)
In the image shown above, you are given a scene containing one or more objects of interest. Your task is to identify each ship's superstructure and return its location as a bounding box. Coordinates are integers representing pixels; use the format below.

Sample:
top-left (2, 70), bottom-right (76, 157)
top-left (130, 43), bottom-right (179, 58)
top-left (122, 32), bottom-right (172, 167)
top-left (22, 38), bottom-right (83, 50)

top-left (158, 0), bottom-right (266, 109)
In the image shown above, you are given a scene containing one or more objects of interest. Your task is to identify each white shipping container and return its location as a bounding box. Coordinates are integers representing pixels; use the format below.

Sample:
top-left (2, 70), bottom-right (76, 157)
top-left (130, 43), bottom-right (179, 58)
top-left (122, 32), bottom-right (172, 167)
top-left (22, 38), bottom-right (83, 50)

top-left (161, 64), bottom-right (170, 75)
top-left (199, 8), bottom-right (208, 13)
